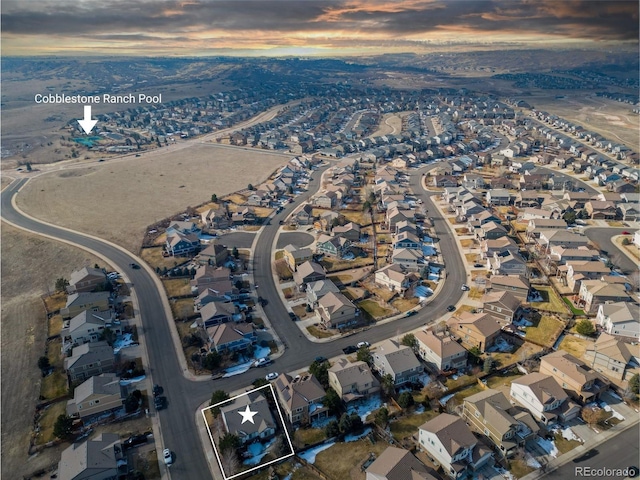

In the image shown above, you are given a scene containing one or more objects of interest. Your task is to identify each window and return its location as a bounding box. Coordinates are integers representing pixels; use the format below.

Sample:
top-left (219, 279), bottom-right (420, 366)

top-left (484, 428), bottom-right (490, 436)
top-left (475, 411), bottom-right (480, 418)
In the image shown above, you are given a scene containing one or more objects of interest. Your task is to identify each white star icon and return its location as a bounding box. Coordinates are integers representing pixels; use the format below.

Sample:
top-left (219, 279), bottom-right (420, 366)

top-left (238, 405), bottom-right (258, 425)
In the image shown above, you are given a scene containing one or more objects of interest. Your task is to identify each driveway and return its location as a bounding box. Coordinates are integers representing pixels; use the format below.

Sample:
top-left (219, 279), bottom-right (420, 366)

top-left (276, 231), bottom-right (315, 249)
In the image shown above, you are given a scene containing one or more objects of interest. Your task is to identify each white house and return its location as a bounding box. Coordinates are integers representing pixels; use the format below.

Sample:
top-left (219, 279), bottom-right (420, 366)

top-left (510, 373), bottom-right (580, 425)
top-left (596, 302), bottom-right (640, 340)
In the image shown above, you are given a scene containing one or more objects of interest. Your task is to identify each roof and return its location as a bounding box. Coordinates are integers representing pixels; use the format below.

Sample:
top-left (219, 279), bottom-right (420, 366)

top-left (200, 301), bottom-right (236, 321)
top-left (489, 275), bottom-right (530, 290)
top-left (567, 261), bottom-right (610, 274)
top-left (599, 302), bottom-right (640, 325)
top-left (199, 243), bottom-right (227, 257)
top-left (65, 291), bottom-right (110, 308)
top-left (283, 244), bottom-right (313, 259)
top-left (582, 281), bottom-right (630, 299)
top-left (375, 339), bottom-right (422, 374)
top-left (482, 290), bottom-right (521, 312)
top-left (318, 291), bottom-right (355, 314)
top-left (449, 312), bottom-right (502, 337)
top-left (207, 323), bottom-right (253, 346)
top-left (296, 261), bottom-right (326, 280)
top-left (465, 389), bottom-right (520, 434)
top-left (329, 358), bottom-right (379, 390)
top-left (539, 230), bottom-right (589, 244)
top-left (482, 236), bottom-right (518, 250)
top-left (366, 446), bottom-right (437, 480)
top-left (69, 267), bottom-right (106, 286)
top-left (540, 350), bottom-right (605, 387)
top-left (512, 372), bottom-right (568, 405)
top-left (65, 341), bottom-right (113, 371)
top-left (528, 219), bottom-right (566, 228)
top-left (587, 333), bottom-right (639, 364)
top-left (419, 413), bottom-right (476, 457)
top-left (220, 391), bottom-right (275, 438)
top-left (414, 330), bottom-right (466, 360)
top-left (71, 373), bottom-right (121, 405)
top-left (392, 248), bottom-right (422, 261)
top-left (376, 264), bottom-right (409, 283)
top-left (306, 279), bottom-right (340, 296)
top-left (274, 373), bottom-right (326, 412)
top-left (58, 433), bottom-right (120, 480)
top-left (66, 310), bottom-right (112, 335)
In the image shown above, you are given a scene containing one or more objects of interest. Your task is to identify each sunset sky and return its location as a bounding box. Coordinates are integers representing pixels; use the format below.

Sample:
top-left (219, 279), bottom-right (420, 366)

top-left (2, 0), bottom-right (638, 56)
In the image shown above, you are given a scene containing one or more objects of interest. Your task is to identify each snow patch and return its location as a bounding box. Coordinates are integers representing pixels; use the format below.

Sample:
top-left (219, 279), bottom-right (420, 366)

top-left (525, 453), bottom-right (541, 468)
top-left (113, 333), bottom-right (138, 354)
top-left (347, 396), bottom-right (383, 422)
top-left (119, 375), bottom-right (146, 386)
top-left (298, 442), bottom-right (335, 464)
top-left (535, 437), bottom-right (558, 458)
top-left (223, 361), bottom-right (253, 377)
top-left (601, 402), bottom-right (625, 421)
top-left (344, 427), bottom-right (372, 442)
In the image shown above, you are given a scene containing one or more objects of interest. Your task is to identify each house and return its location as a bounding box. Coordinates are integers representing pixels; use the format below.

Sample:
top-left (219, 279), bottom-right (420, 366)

top-left (618, 203), bottom-right (639, 222)
top-left (585, 201), bottom-right (617, 219)
top-left (166, 220), bottom-right (200, 236)
top-left (165, 231), bottom-right (200, 256)
top-left (333, 222), bottom-right (361, 242)
top-left (596, 302), bottom-right (640, 340)
top-left (394, 231), bottom-right (422, 250)
top-left (548, 246), bottom-right (599, 264)
top-left (314, 210), bottom-right (341, 232)
top-left (199, 301), bottom-right (238, 327)
top-left (61, 309), bottom-right (119, 348)
top-left (447, 312), bottom-right (502, 352)
top-left (231, 207), bottom-right (257, 225)
top-left (395, 220), bottom-right (418, 236)
top-left (201, 207), bottom-right (230, 230)
top-left (305, 279), bottom-right (340, 308)
top-left (539, 351), bottom-right (609, 404)
top-left (294, 261), bottom-right (326, 285)
top-left (365, 446), bottom-right (439, 480)
top-left (432, 175), bottom-right (459, 188)
top-left (515, 191), bottom-right (544, 208)
top-left (66, 267), bottom-right (107, 294)
top-left (482, 290), bottom-right (521, 325)
top-left (328, 358), bottom-right (380, 404)
top-left (207, 322), bottom-right (256, 353)
top-left (538, 230), bottom-right (590, 250)
top-left (418, 414), bottom-right (493, 479)
top-left (462, 389), bottom-right (538, 458)
top-left (316, 234), bottom-right (351, 258)
top-left (392, 248), bottom-right (424, 271)
top-left (314, 190), bottom-right (338, 209)
top-left (296, 204), bottom-right (316, 225)
top-left (414, 330), bottom-right (467, 373)
top-left (61, 292), bottom-right (111, 320)
top-left (487, 275), bottom-right (530, 301)
top-left (521, 208), bottom-right (553, 221)
top-left (57, 433), bottom-right (126, 480)
top-left (316, 291), bottom-right (358, 329)
top-left (274, 373), bottom-right (328, 426)
top-left (578, 281), bottom-right (631, 313)
top-left (197, 243), bottom-right (229, 267)
top-left (374, 264), bottom-right (411, 294)
top-left (480, 237), bottom-right (519, 260)
top-left (66, 373), bottom-right (124, 419)
top-left (584, 333), bottom-right (640, 381)
top-left (510, 373), bottom-right (581, 424)
top-left (282, 244), bottom-right (313, 271)
top-left (462, 173), bottom-right (486, 190)
top-left (220, 391), bottom-right (276, 445)
top-left (372, 339), bottom-right (422, 387)
top-left (489, 251), bottom-right (528, 277)
top-left (477, 222), bottom-right (508, 240)
top-left (386, 206), bottom-right (411, 231)
top-left (191, 265), bottom-right (234, 295)
top-left (486, 189), bottom-right (511, 206)
top-left (247, 190), bottom-right (269, 206)
top-left (65, 341), bottom-right (115, 382)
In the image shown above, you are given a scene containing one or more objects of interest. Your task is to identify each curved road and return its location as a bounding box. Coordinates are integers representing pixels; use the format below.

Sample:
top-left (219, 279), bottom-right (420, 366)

top-left (2, 161), bottom-right (465, 479)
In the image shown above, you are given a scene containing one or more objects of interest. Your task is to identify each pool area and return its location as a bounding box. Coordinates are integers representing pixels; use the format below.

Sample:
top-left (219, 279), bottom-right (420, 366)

top-left (73, 136), bottom-right (102, 147)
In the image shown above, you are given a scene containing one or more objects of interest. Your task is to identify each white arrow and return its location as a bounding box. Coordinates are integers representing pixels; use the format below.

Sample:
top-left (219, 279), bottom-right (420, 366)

top-left (77, 105), bottom-right (98, 134)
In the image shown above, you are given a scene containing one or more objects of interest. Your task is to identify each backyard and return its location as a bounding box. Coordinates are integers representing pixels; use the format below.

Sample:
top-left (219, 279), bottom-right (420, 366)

top-left (390, 409), bottom-right (438, 440)
top-left (313, 438), bottom-right (389, 480)
top-left (530, 285), bottom-right (569, 314)
top-left (525, 315), bottom-right (566, 347)
top-left (162, 278), bottom-right (194, 298)
top-left (358, 299), bottom-right (393, 319)
top-left (558, 335), bottom-right (592, 359)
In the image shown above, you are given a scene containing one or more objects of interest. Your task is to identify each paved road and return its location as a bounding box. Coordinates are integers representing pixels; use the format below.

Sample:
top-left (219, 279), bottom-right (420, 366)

top-left (217, 231), bottom-right (255, 249)
top-left (544, 426), bottom-right (640, 479)
top-left (2, 161), bottom-right (465, 479)
top-left (276, 231), bottom-right (315, 249)
top-left (585, 228), bottom-right (638, 275)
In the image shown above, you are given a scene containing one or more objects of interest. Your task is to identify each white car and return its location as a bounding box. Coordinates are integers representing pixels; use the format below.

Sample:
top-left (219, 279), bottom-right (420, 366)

top-left (163, 448), bottom-right (173, 465)
top-left (461, 284), bottom-right (470, 291)
top-left (356, 341), bottom-right (370, 349)
top-left (265, 372), bottom-right (278, 381)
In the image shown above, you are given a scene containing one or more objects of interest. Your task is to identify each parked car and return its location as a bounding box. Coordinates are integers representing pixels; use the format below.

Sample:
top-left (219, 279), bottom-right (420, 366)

top-left (342, 345), bottom-right (357, 355)
top-left (356, 341), bottom-right (370, 349)
top-left (314, 356), bottom-right (327, 363)
top-left (253, 357), bottom-right (272, 368)
top-left (163, 448), bottom-right (173, 465)
top-left (152, 385), bottom-right (163, 397)
top-left (461, 284), bottom-right (470, 291)
top-left (447, 305), bottom-right (456, 312)
top-left (405, 310), bottom-right (417, 317)
top-left (123, 434), bottom-right (148, 449)
top-left (265, 372), bottom-right (278, 381)
top-left (288, 312), bottom-right (299, 321)
top-left (154, 396), bottom-right (167, 410)
top-left (129, 263), bottom-right (141, 269)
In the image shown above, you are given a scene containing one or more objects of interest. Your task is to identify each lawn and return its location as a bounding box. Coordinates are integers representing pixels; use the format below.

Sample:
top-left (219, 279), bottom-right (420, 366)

top-left (558, 335), bottom-right (592, 359)
top-left (171, 298), bottom-right (196, 320)
top-left (563, 297), bottom-right (586, 316)
top-left (307, 325), bottom-right (337, 339)
top-left (554, 431), bottom-right (582, 455)
top-left (41, 337), bottom-right (68, 399)
top-left (34, 401), bottom-right (67, 445)
top-left (340, 210), bottom-right (370, 226)
top-left (162, 278), bottom-right (193, 298)
top-left (43, 292), bottom-right (67, 313)
top-left (465, 253), bottom-right (478, 262)
top-left (141, 247), bottom-right (187, 271)
top-left (130, 449), bottom-right (161, 480)
top-left (453, 383), bottom-right (485, 403)
top-left (468, 287), bottom-right (484, 300)
top-left (314, 438), bottom-right (389, 480)
top-left (447, 217), bottom-right (458, 225)
top-left (358, 299), bottom-right (392, 319)
top-left (275, 259), bottom-right (294, 281)
top-left (492, 343), bottom-right (543, 369)
top-left (455, 305), bottom-right (477, 315)
top-left (321, 256), bottom-right (373, 273)
top-left (444, 373), bottom-right (479, 392)
top-left (223, 193), bottom-right (248, 205)
top-left (460, 239), bottom-right (476, 248)
top-left (294, 427), bottom-right (327, 448)
top-left (390, 410), bottom-right (438, 439)
top-left (390, 297), bottom-right (420, 312)
top-left (530, 285), bottom-right (569, 314)
top-left (275, 250), bottom-right (284, 260)
top-left (525, 315), bottom-right (566, 347)
top-left (509, 459), bottom-right (535, 479)
top-left (48, 314), bottom-right (64, 336)
top-left (486, 372), bottom-right (523, 390)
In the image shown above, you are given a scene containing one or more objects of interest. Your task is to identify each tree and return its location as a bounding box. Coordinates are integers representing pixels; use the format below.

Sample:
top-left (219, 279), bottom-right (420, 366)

top-left (202, 352), bottom-right (221, 371)
top-left (252, 377), bottom-right (269, 388)
top-left (210, 390), bottom-right (229, 416)
top-left (397, 391), bottom-right (415, 409)
top-left (55, 277), bottom-right (69, 292)
top-left (37, 356), bottom-right (51, 372)
top-left (338, 413), bottom-right (353, 434)
top-left (53, 414), bottom-right (74, 440)
top-left (374, 407), bottom-right (389, 427)
top-left (483, 356), bottom-right (494, 374)
top-left (581, 406), bottom-right (604, 426)
top-left (323, 387), bottom-right (341, 415)
top-left (220, 448), bottom-right (239, 477)
top-left (100, 327), bottom-right (117, 346)
top-left (381, 374), bottom-right (395, 397)
top-left (211, 194), bottom-right (218, 203)
top-left (219, 433), bottom-right (241, 453)
top-left (401, 333), bottom-right (418, 353)
top-left (26, 162), bottom-right (32, 172)
top-left (356, 346), bottom-right (372, 365)
top-left (124, 391), bottom-right (141, 413)
top-left (324, 420), bottom-right (340, 438)
top-left (309, 360), bottom-right (329, 388)
top-left (562, 210), bottom-right (576, 225)
top-left (247, 184), bottom-right (255, 191)
top-left (468, 346), bottom-right (482, 365)
top-left (232, 246), bottom-right (239, 259)
top-left (629, 373), bottom-right (640, 396)
top-left (576, 319), bottom-right (595, 336)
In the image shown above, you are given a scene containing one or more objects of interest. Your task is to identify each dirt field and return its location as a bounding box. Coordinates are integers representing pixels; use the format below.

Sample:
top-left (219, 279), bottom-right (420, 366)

top-left (1, 223), bottom-right (104, 479)
top-left (16, 144), bottom-right (290, 252)
top-left (369, 113), bottom-right (403, 137)
top-left (527, 94), bottom-right (639, 150)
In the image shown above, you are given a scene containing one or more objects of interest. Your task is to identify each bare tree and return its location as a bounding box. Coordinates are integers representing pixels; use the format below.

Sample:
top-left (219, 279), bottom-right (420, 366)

top-left (581, 406), bottom-right (604, 427)
top-left (220, 449), bottom-right (240, 477)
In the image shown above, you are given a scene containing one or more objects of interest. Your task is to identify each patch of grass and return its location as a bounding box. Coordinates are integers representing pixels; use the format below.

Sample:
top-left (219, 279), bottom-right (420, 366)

top-left (162, 278), bottom-right (193, 298)
top-left (453, 383), bottom-right (484, 403)
top-left (171, 298), bottom-right (196, 320)
top-left (455, 305), bottom-right (477, 315)
top-left (468, 287), bottom-right (484, 300)
top-left (294, 427), bottom-right (327, 447)
top-left (487, 372), bottom-right (523, 390)
top-left (275, 250), bottom-right (284, 260)
top-left (283, 287), bottom-right (294, 299)
top-left (509, 459), bottom-right (535, 479)
top-left (492, 343), bottom-right (543, 369)
top-left (321, 256), bottom-right (373, 273)
top-left (554, 431), bottom-right (582, 455)
top-left (563, 297), bottom-right (586, 316)
top-left (131, 449), bottom-right (161, 480)
top-left (465, 253), bottom-right (479, 262)
top-left (275, 259), bottom-right (294, 281)
top-left (43, 292), bottom-right (67, 313)
top-left (244, 225), bottom-right (262, 232)
top-left (530, 285), bottom-right (569, 314)
top-left (390, 410), bottom-right (438, 439)
top-left (340, 210), bottom-right (369, 225)
top-left (49, 314), bottom-right (64, 336)
top-left (447, 217), bottom-right (458, 225)
top-left (223, 193), bottom-right (247, 205)
top-left (525, 315), bottom-right (565, 347)
top-left (358, 299), bottom-right (392, 319)
top-left (314, 438), bottom-right (389, 480)
top-left (141, 247), bottom-right (187, 271)
top-left (460, 239), bottom-right (475, 248)
top-left (307, 325), bottom-right (336, 339)
top-left (558, 335), bottom-right (592, 359)
top-left (41, 337), bottom-right (68, 399)
top-left (445, 373), bottom-right (478, 392)
top-left (332, 274), bottom-right (354, 284)
top-left (35, 401), bottom-right (67, 445)
top-left (391, 297), bottom-right (420, 312)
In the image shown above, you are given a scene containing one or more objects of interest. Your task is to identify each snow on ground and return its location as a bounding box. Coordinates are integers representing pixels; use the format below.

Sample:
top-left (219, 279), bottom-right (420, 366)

top-left (347, 396), bottom-right (383, 422)
top-left (514, 317), bottom-right (533, 327)
top-left (417, 373), bottom-right (431, 386)
top-left (223, 361), bottom-right (253, 377)
top-left (113, 333), bottom-right (138, 353)
top-left (243, 439), bottom-right (275, 466)
top-left (526, 453), bottom-right (541, 468)
top-left (492, 467), bottom-right (515, 480)
top-left (312, 415), bottom-right (336, 429)
top-left (427, 273), bottom-right (439, 281)
top-left (429, 266), bottom-right (440, 273)
top-left (422, 246), bottom-right (437, 256)
top-left (423, 236), bottom-right (434, 243)
top-left (607, 391), bottom-right (622, 401)
top-left (560, 427), bottom-right (582, 443)
top-left (439, 393), bottom-right (454, 406)
top-left (601, 402), bottom-right (625, 421)
top-left (414, 285), bottom-right (433, 299)
top-left (298, 442), bottom-right (335, 464)
top-left (536, 437), bottom-right (559, 458)
top-left (486, 337), bottom-right (513, 353)
top-left (344, 427), bottom-right (372, 442)
top-left (414, 404), bottom-right (425, 414)
top-left (253, 346), bottom-right (271, 360)
top-left (120, 375), bottom-right (146, 386)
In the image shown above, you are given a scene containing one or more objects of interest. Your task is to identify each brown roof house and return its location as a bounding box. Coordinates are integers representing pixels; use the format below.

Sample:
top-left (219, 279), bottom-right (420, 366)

top-left (510, 373), bottom-right (581, 425)
top-left (316, 291), bottom-right (359, 329)
top-left (372, 339), bottom-right (422, 387)
top-left (596, 301), bottom-right (640, 340)
top-left (480, 237), bottom-right (519, 260)
top-left (274, 373), bottom-right (328, 426)
top-left (374, 264), bottom-right (412, 295)
top-left (282, 244), bottom-right (313, 272)
top-left (293, 261), bottom-right (326, 285)
top-left (414, 330), bottom-right (467, 373)
top-left (328, 358), bottom-right (380, 404)
top-left (482, 290), bottom-right (521, 325)
top-left (66, 267), bottom-right (107, 294)
top-left (585, 200), bottom-right (617, 219)
top-left (418, 413), bottom-right (493, 479)
top-left (61, 309), bottom-right (120, 351)
top-left (584, 333), bottom-right (640, 381)
top-left (197, 243), bottom-right (229, 267)
top-left (487, 275), bottom-right (530, 301)
top-left (220, 391), bottom-right (276, 445)
top-left (206, 323), bottom-right (256, 353)
top-left (365, 446), bottom-right (439, 480)
top-left (199, 301), bottom-right (239, 328)
top-left (447, 312), bottom-right (502, 353)
top-left (165, 231), bottom-right (200, 257)
top-left (66, 373), bottom-right (124, 420)
top-left (305, 279), bottom-right (340, 308)
top-left (462, 389), bottom-right (538, 458)
top-left (57, 433), bottom-right (127, 480)
top-left (578, 281), bottom-right (630, 313)
top-left (539, 350), bottom-right (609, 403)
top-left (64, 341), bottom-right (115, 383)
top-left (61, 291), bottom-right (111, 320)
top-left (333, 222), bottom-right (361, 242)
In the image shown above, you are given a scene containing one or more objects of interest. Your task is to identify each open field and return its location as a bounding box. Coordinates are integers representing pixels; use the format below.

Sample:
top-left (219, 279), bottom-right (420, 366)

top-left (527, 94), bottom-right (639, 150)
top-left (369, 113), bottom-right (404, 137)
top-left (16, 144), bottom-right (290, 252)
top-left (162, 278), bottom-right (194, 298)
top-left (1, 223), bottom-right (104, 479)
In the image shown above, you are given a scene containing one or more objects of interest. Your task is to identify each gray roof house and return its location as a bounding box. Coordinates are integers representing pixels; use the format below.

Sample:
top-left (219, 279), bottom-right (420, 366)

top-left (220, 391), bottom-right (276, 445)
top-left (57, 433), bottom-right (126, 480)
top-left (64, 341), bottom-right (115, 382)
top-left (372, 339), bottom-right (422, 387)
top-left (66, 373), bottom-right (124, 419)
top-left (366, 446), bottom-right (438, 480)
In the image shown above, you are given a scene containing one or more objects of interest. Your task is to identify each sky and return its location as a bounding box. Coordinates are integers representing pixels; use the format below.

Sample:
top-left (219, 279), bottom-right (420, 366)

top-left (1, 0), bottom-right (638, 56)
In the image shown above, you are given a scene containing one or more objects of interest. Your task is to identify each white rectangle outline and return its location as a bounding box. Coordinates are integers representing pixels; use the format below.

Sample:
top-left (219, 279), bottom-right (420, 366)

top-left (201, 383), bottom-right (295, 480)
